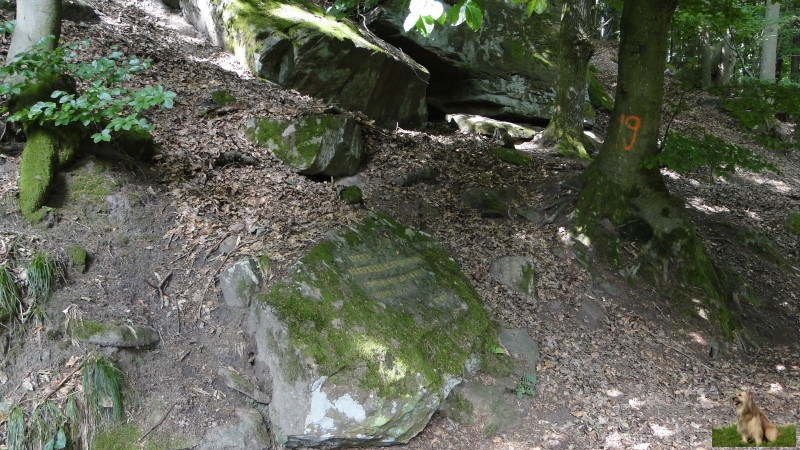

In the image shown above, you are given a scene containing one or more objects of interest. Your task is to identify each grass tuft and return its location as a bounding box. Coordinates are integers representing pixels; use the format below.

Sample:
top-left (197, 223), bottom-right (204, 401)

top-left (0, 265), bottom-right (21, 322)
top-left (82, 354), bottom-right (124, 431)
top-left (27, 250), bottom-right (56, 302)
top-left (7, 404), bottom-right (27, 450)
top-left (712, 423), bottom-right (796, 447)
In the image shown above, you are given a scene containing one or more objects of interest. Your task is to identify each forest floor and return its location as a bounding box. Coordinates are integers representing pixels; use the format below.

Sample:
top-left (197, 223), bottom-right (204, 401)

top-left (1, 0), bottom-right (799, 449)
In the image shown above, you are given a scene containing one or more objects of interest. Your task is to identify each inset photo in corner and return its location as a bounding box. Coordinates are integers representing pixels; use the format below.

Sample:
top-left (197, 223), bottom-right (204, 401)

top-left (711, 391), bottom-right (797, 447)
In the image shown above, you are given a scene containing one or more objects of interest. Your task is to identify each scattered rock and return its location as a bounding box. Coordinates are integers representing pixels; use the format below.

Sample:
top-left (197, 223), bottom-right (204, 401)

top-left (334, 174), bottom-right (367, 189)
top-left (397, 167), bottom-right (439, 186)
top-left (214, 151), bottom-right (259, 167)
top-left (219, 258), bottom-right (261, 309)
top-left (461, 187), bottom-right (516, 218)
top-left (63, 0), bottom-right (100, 22)
top-left (498, 327), bottom-right (539, 373)
top-left (447, 114), bottom-right (539, 139)
top-left (244, 115), bottom-right (362, 178)
top-left (575, 296), bottom-right (607, 330)
top-left (490, 256), bottom-right (538, 300)
top-left (197, 407), bottom-right (272, 450)
top-left (78, 322), bottom-right (160, 348)
top-left (217, 367), bottom-right (271, 404)
top-left (250, 214), bottom-right (492, 448)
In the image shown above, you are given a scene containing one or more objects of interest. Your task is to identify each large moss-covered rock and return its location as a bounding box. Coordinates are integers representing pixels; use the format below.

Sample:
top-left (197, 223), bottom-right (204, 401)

top-left (180, 0), bottom-right (429, 128)
top-left (244, 114), bottom-right (362, 177)
top-left (250, 214), bottom-right (491, 448)
top-left (370, 0), bottom-right (559, 122)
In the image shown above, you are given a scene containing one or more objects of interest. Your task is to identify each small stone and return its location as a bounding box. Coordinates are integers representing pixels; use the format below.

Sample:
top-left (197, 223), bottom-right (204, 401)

top-left (340, 185), bottom-right (363, 205)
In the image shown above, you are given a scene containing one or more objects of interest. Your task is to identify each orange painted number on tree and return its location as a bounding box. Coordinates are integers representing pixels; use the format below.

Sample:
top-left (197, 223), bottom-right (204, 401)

top-left (619, 114), bottom-right (641, 150)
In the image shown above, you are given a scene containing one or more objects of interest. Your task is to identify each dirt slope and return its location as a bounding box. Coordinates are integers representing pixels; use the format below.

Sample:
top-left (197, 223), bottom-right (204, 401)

top-left (1, 1), bottom-right (798, 449)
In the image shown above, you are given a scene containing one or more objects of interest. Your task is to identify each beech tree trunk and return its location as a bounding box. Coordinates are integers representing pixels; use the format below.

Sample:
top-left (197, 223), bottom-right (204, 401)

top-left (7, 0), bottom-right (83, 221)
top-left (7, 0), bottom-right (61, 63)
top-left (541, 0), bottom-right (594, 158)
top-left (760, 0), bottom-right (780, 81)
top-left (575, 0), bottom-right (733, 331)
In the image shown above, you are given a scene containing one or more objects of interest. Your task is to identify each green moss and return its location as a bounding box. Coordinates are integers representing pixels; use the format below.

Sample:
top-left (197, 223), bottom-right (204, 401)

top-left (340, 185), bottom-right (363, 204)
top-left (68, 160), bottom-right (119, 204)
top-left (91, 424), bottom-right (139, 450)
top-left (259, 214), bottom-right (489, 397)
top-left (786, 211), bottom-right (800, 235)
top-left (490, 147), bottom-right (532, 166)
top-left (67, 244), bottom-right (89, 274)
top-left (211, 89), bottom-right (236, 106)
top-left (588, 66), bottom-right (613, 111)
top-left (222, 0), bottom-right (380, 72)
top-left (73, 320), bottom-right (109, 340)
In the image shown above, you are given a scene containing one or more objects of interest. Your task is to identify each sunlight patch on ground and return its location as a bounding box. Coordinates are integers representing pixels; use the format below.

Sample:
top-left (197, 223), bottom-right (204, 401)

top-left (737, 171), bottom-right (793, 194)
top-left (687, 197), bottom-right (730, 214)
top-left (606, 388), bottom-right (624, 398)
top-left (649, 423), bottom-right (675, 438)
top-left (689, 331), bottom-right (707, 346)
top-left (186, 53), bottom-right (254, 79)
top-left (628, 398), bottom-right (645, 410)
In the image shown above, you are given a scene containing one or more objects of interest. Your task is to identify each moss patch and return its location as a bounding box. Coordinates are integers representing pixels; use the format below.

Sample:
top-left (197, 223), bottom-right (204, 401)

top-left (258, 214), bottom-right (490, 397)
top-left (491, 147), bottom-right (532, 166)
top-left (211, 89), bottom-right (236, 106)
top-left (786, 211), bottom-right (800, 235)
top-left (340, 185), bottom-right (363, 204)
top-left (67, 244), bottom-right (89, 274)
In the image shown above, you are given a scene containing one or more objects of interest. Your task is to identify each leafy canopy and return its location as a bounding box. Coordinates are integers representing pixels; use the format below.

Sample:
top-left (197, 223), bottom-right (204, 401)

top-left (404, 0), bottom-right (546, 37)
top-left (0, 29), bottom-right (175, 143)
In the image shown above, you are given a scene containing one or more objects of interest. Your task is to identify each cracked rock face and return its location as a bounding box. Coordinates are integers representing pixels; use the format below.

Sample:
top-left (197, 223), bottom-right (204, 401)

top-left (248, 214), bottom-right (491, 448)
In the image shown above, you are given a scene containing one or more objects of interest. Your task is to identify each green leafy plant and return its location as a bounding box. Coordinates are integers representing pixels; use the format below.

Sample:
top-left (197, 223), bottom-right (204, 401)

top-left (722, 77), bottom-right (800, 151)
top-left (404, 0), bottom-right (484, 36)
top-left (0, 33), bottom-right (175, 143)
top-left (515, 372), bottom-right (536, 399)
top-left (7, 403), bottom-right (27, 449)
top-left (644, 132), bottom-right (778, 179)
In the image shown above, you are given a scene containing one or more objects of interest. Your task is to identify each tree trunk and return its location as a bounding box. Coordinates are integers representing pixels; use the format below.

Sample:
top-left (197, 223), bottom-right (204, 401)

top-left (575, 0), bottom-right (734, 331)
top-left (541, 0), bottom-right (594, 158)
top-left (700, 30), bottom-right (713, 90)
top-left (7, 0), bottom-right (61, 63)
top-left (7, 0), bottom-right (83, 221)
top-left (759, 0), bottom-right (780, 81)
top-left (717, 29), bottom-right (737, 86)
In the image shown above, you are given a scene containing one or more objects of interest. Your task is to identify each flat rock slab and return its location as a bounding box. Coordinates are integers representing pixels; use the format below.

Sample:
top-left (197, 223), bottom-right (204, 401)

top-left (250, 214), bottom-right (491, 448)
top-left (83, 324), bottom-right (159, 348)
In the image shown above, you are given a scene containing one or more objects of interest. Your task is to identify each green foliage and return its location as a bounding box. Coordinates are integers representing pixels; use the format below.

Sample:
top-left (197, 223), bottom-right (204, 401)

top-left (643, 132), bottom-right (778, 179)
top-left (515, 372), bottom-right (536, 399)
top-left (712, 423), bottom-right (796, 447)
top-left (0, 33), bottom-right (175, 143)
top-left (325, 0), bottom-right (378, 18)
top-left (82, 355), bottom-right (124, 431)
top-left (723, 77), bottom-right (800, 150)
top-left (7, 404), bottom-right (26, 450)
top-left (404, 0), bottom-right (483, 36)
top-left (510, 0), bottom-right (546, 17)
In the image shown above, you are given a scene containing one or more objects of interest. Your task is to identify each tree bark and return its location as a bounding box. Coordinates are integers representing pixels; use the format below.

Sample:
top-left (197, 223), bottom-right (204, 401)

top-left (7, 0), bottom-right (83, 221)
top-left (575, 0), bottom-right (733, 330)
top-left (7, 0), bottom-right (61, 63)
top-left (759, 0), bottom-right (780, 81)
top-left (541, 0), bottom-right (594, 158)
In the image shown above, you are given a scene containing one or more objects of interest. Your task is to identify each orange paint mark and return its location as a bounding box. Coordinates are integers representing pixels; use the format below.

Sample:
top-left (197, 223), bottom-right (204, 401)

top-left (619, 114), bottom-right (641, 150)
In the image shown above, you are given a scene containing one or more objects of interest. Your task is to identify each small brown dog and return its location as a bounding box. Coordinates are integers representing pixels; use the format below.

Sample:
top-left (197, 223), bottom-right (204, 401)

top-left (733, 391), bottom-right (779, 444)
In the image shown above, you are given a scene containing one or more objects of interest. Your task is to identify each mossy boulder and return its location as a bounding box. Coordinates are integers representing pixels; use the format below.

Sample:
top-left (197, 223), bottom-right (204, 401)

top-left (371, 0), bottom-right (559, 122)
top-left (180, 0), bottom-right (429, 128)
top-left (250, 214), bottom-right (491, 447)
top-left (244, 114), bottom-right (362, 177)
top-left (489, 256), bottom-right (538, 300)
top-left (340, 185), bottom-right (363, 205)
